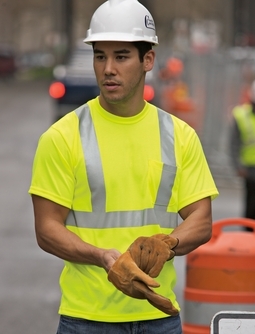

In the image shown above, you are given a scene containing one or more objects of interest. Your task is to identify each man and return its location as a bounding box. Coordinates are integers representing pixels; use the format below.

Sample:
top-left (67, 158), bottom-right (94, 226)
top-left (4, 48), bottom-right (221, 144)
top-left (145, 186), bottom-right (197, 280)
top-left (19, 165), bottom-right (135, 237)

top-left (29, 0), bottom-right (218, 333)
top-left (230, 80), bottom-right (255, 227)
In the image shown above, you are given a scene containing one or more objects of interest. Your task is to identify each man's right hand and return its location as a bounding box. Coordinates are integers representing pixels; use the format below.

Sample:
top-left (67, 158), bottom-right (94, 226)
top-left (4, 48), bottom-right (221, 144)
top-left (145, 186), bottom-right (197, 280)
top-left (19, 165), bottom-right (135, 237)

top-left (107, 251), bottom-right (179, 315)
top-left (101, 248), bottom-right (121, 273)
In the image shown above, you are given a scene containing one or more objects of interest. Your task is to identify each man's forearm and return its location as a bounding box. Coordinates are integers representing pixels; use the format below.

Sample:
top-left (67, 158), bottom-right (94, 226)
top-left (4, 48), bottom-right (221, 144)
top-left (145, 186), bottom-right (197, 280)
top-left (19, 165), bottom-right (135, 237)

top-left (36, 222), bottom-right (120, 270)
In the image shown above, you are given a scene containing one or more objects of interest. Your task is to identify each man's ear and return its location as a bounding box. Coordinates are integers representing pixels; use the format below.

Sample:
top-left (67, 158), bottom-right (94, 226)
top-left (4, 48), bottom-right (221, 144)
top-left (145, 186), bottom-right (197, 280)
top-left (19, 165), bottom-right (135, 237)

top-left (144, 49), bottom-right (155, 72)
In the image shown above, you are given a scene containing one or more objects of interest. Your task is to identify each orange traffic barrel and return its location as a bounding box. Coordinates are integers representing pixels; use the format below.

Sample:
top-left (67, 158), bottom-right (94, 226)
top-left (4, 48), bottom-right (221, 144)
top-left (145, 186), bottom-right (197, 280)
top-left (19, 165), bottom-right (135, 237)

top-left (182, 218), bottom-right (255, 334)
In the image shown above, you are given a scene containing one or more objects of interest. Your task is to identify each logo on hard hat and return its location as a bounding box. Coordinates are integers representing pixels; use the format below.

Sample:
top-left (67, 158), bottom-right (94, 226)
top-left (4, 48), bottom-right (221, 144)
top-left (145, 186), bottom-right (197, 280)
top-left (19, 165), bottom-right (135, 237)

top-left (144, 15), bottom-right (155, 30)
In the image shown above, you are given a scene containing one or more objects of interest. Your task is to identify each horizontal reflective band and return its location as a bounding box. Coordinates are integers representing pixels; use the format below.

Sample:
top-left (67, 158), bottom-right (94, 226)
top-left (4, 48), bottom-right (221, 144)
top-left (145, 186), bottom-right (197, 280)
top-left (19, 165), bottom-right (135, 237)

top-left (66, 208), bottom-right (178, 229)
top-left (184, 300), bottom-right (255, 326)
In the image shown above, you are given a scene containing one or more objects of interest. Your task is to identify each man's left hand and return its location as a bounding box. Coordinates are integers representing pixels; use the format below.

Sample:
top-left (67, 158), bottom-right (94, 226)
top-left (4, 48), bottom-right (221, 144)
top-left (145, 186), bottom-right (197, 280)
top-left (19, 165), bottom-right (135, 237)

top-left (128, 234), bottom-right (179, 277)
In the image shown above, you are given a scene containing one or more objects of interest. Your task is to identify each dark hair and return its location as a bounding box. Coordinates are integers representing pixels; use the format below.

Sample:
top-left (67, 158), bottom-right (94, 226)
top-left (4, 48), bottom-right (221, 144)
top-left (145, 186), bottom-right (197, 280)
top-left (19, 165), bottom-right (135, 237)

top-left (132, 41), bottom-right (153, 62)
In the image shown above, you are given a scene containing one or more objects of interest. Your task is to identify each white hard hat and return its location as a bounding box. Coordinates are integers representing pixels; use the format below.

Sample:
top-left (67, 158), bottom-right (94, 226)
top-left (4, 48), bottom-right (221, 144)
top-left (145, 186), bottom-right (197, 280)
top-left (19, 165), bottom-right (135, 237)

top-left (84, 0), bottom-right (158, 45)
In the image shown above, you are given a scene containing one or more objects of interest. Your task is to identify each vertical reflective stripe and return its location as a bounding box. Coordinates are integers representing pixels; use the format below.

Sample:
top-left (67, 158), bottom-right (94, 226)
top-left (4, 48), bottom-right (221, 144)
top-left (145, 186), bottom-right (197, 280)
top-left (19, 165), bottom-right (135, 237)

top-left (157, 109), bottom-right (176, 165)
top-left (155, 109), bottom-right (176, 207)
top-left (75, 105), bottom-right (106, 210)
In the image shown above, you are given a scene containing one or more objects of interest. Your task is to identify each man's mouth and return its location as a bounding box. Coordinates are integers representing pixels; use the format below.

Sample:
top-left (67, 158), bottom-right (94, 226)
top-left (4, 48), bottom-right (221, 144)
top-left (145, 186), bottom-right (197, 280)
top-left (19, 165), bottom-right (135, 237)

top-left (103, 81), bottom-right (120, 91)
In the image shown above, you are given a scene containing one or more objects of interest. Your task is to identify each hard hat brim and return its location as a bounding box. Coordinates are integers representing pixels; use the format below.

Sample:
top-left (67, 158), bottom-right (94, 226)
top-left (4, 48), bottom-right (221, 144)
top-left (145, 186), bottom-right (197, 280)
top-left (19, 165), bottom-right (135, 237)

top-left (84, 33), bottom-right (159, 46)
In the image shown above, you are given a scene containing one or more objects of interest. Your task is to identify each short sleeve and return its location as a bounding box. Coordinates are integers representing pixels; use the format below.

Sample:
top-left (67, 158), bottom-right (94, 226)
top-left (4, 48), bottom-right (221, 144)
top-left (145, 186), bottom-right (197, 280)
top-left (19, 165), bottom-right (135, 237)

top-left (176, 125), bottom-right (219, 210)
top-left (28, 114), bottom-right (80, 208)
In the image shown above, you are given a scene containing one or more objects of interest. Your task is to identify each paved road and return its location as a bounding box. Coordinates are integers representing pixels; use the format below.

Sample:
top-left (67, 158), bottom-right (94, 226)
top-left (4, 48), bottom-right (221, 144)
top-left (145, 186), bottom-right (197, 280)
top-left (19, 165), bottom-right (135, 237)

top-left (0, 79), bottom-right (244, 334)
top-left (0, 79), bottom-right (62, 334)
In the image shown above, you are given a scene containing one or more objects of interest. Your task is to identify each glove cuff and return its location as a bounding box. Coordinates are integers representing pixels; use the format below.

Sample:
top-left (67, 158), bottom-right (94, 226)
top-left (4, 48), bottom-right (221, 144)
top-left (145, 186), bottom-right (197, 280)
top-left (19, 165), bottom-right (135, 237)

top-left (171, 237), bottom-right (179, 256)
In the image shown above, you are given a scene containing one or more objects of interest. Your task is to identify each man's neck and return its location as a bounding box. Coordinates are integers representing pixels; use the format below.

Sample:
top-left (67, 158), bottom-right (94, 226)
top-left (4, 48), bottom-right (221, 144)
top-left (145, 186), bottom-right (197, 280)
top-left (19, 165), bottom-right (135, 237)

top-left (99, 96), bottom-right (146, 117)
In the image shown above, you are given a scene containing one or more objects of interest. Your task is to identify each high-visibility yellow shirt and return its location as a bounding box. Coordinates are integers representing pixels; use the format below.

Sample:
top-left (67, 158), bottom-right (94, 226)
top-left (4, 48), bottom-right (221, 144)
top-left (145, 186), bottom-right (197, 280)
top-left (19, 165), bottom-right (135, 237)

top-left (29, 97), bottom-right (218, 322)
top-left (233, 104), bottom-right (255, 166)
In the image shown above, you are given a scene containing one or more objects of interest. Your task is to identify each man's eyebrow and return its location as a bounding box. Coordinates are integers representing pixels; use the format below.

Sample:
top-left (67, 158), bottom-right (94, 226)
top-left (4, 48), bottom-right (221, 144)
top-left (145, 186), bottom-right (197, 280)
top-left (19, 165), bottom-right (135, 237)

top-left (93, 48), bottom-right (131, 54)
top-left (93, 49), bottom-right (104, 54)
top-left (114, 49), bottom-right (131, 54)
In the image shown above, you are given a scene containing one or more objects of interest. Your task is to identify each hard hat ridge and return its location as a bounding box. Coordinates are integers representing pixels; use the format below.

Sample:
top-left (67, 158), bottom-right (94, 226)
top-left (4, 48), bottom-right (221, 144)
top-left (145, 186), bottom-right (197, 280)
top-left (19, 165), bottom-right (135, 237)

top-left (108, 0), bottom-right (127, 5)
top-left (84, 0), bottom-right (158, 45)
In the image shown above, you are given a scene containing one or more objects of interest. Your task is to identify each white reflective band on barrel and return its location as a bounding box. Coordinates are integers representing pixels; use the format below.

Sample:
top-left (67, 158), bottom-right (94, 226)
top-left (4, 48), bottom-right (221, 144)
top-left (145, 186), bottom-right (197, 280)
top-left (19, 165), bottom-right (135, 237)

top-left (66, 105), bottom-right (178, 229)
top-left (184, 300), bottom-right (255, 326)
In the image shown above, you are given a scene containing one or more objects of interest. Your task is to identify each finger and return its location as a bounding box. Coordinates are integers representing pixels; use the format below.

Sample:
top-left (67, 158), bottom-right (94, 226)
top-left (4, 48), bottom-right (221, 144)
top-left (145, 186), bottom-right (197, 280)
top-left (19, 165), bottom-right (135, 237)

top-left (148, 298), bottom-right (179, 316)
top-left (133, 280), bottom-right (179, 316)
top-left (139, 241), bottom-right (158, 273)
top-left (146, 244), bottom-right (171, 277)
top-left (152, 234), bottom-right (179, 249)
top-left (151, 233), bottom-right (166, 240)
top-left (141, 237), bottom-right (166, 273)
top-left (162, 236), bottom-right (179, 249)
top-left (148, 249), bottom-right (172, 277)
top-left (128, 237), bottom-right (148, 268)
top-left (132, 280), bottom-right (155, 295)
top-left (122, 251), bottom-right (160, 288)
top-left (168, 249), bottom-right (176, 261)
top-left (129, 246), bottom-right (142, 267)
top-left (134, 268), bottom-right (160, 288)
top-left (148, 259), bottom-right (165, 278)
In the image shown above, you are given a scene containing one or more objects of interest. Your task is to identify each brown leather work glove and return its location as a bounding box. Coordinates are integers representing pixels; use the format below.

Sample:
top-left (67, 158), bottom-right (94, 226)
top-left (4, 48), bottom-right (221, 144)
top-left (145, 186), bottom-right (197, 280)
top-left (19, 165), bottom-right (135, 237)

top-left (128, 234), bottom-right (179, 278)
top-left (108, 251), bottom-right (160, 299)
top-left (108, 251), bottom-right (179, 316)
top-left (132, 280), bottom-right (179, 316)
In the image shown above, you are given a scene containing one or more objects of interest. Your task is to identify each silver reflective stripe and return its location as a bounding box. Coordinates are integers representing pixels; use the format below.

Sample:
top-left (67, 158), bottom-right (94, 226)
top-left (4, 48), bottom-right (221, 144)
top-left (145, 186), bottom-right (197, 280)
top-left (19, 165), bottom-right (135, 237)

top-left (69, 105), bottom-right (178, 229)
top-left (76, 104), bottom-right (106, 210)
top-left (157, 109), bottom-right (175, 165)
top-left (155, 109), bottom-right (176, 206)
top-left (67, 207), bottom-right (178, 228)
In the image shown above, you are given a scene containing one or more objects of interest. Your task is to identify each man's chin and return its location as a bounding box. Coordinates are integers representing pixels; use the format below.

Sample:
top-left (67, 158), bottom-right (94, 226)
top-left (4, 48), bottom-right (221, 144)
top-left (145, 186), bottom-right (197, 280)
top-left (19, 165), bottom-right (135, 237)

top-left (102, 93), bottom-right (125, 105)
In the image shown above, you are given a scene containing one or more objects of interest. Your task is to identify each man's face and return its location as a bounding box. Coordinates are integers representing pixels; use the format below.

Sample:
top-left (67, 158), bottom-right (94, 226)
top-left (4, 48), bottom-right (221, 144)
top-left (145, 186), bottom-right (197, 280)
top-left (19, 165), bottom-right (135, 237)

top-left (93, 41), bottom-right (151, 107)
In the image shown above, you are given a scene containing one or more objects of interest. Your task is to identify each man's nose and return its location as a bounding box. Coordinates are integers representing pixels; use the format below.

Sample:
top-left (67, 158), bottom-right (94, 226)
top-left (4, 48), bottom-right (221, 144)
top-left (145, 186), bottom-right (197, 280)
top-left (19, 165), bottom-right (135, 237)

top-left (104, 58), bottom-right (116, 75)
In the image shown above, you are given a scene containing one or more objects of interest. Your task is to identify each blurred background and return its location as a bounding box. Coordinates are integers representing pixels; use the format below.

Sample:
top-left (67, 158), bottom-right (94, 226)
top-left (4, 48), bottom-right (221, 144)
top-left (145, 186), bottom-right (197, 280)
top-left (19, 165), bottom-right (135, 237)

top-left (2, 0), bottom-right (255, 177)
top-left (0, 0), bottom-right (254, 333)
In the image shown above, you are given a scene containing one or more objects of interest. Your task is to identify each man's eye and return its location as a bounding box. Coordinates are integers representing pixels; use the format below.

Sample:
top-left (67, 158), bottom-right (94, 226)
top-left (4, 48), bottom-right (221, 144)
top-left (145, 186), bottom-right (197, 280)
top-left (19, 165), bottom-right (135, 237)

top-left (117, 55), bottom-right (127, 60)
top-left (95, 55), bottom-right (105, 60)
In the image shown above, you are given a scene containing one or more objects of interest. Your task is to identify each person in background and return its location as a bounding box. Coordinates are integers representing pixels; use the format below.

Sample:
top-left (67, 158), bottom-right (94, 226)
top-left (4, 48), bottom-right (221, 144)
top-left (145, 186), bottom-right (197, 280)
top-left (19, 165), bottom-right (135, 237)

top-left (230, 80), bottom-right (255, 230)
top-left (28, 0), bottom-right (219, 333)
top-left (158, 57), bottom-right (197, 130)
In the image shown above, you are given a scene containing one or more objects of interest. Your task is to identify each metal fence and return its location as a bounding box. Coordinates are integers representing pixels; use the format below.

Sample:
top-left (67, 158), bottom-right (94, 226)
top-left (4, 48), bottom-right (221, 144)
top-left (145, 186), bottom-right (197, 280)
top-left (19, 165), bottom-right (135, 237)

top-left (160, 47), bottom-right (255, 188)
